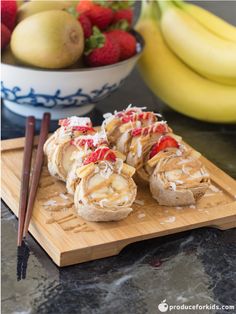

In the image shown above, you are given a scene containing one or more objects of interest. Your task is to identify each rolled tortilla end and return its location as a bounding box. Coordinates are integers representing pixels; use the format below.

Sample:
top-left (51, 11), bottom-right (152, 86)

top-left (74, 164), bottom-right (137, 222)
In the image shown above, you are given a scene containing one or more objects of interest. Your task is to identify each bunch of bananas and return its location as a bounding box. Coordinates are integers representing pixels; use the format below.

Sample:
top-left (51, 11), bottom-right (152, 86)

top-left (135, 0), bottom-right (236, 123)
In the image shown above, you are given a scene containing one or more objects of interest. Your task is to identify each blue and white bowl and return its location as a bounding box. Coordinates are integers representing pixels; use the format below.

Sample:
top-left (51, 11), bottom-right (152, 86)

top-left (1, 31), bottom-right (144, 120)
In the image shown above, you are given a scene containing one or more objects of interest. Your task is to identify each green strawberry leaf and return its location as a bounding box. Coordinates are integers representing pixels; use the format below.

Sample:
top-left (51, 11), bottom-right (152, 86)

top-left (112, 0), bottom-right (135, 11)
top-left (108, 20), bottom-right (130, 31)
top-left (85, 26), bottom-right (106, 55)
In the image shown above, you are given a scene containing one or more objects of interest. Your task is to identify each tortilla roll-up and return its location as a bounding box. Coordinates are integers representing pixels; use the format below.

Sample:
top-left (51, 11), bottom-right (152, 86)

top-left (149, 144), bottom-right (210, 206)
top-left (66, 131), bottom-right (108, 194)
top-left (74, 148), bottom-right (137, 222)
top-left (44, 117), bottom-right (95, 181)
top-left (126, 122), bottom-right (171, 182)
top-left (102, 106), bottom-right (157, 148)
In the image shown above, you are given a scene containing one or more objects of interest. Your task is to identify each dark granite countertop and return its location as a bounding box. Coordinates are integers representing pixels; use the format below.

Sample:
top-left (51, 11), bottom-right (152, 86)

top-left (1, 2), bottom-right (236, 312)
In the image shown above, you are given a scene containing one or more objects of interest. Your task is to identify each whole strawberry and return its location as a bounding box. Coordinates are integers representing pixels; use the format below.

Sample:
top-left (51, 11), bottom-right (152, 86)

top-left (1, 0), bottom-right (17, 31)
top-left (77, 0), bottom-right (113, 31)
top-left (106, 29), bottom-right (136, 61)
top-left (78, 14), bottom-right (92, 38)
top-left (113, 8), bottom-right (133, 26)
top-left (112, 0), bottom-right (134, 27)
top-left (84, 27), bottom-right (120, 67)
top-left (1, 23), bottom-right (11, 50)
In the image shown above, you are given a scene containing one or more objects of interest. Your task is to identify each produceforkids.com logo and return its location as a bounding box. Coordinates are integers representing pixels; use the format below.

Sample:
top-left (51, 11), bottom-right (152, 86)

top-left (158, 299), bottom-right (169, 312)
top-left (157, 299), bottom-right (235, 312)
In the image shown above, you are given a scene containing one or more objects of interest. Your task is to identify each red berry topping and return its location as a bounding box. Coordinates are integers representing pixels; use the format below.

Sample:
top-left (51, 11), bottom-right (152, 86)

top-left (149, 136), bottom-right (179, 159)
top-left (77, 0), bottom-right (114, 31)
top-left (118, 111), bottom-right (157, 124)
top-left (78, 14), bottom-right (92, 38)
top-left (58, 118), bottom-right (92, 127)
top-left (106, 29), bottom-right (136, 61)
top-left (71, 138), bottom-right (95, 148)
top-left (131, 123), bottom-right (168, 137)
top-left (71, 126), bottom-right (96, 133)
top-left (83, 147), bottom-right (116, 165)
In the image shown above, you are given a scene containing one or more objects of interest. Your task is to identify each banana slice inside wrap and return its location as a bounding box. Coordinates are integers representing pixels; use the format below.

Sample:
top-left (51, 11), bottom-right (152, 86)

top-left (74, 157), bottom-right (137, 222)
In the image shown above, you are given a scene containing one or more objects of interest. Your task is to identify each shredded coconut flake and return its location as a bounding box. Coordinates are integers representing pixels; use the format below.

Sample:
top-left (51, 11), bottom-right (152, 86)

top-left (209, 184), bottom-right (221, 193)
top-left (204, 193), bottom-right (216, 197)
top-left (43, 200), bottom-right (57, 206)
top-left (99, 199), bottom-right (107, 208)
top-left (137, 140), bottom-right (142, 158)
top-left (189, 205), bottom-right (196, 209)
top-left (59, 193), bottom-right (68, 200)
top-left (169, 182), bottom-right (176, 191)
top-left (100, 161), bottom-right (114, 179)
top-left (103, 112), bottom-right (113, 119)
top-left (138, 213), bottom-right (146, 219)
top-left (161, 216), bottom-right (176, 224)
top-left (134, 199), bottom-right (145, 206)
top-left (67, 116), bottom-right (91, 127)
top-left (115, 158), bottom-right (124, 174)
top-left (178, 158), bottom-right (191, 165)
top-left (175, 180), bottom-right (184, 185)
top-left (125, 104), bottom-right (147, 111)
top-left (175, 149), bottom-right (182, 157)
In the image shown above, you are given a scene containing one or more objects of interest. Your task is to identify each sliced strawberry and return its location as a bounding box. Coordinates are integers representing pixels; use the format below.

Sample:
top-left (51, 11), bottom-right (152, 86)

top-left (83, 147), bottom-right (116, 165)
top-left (149, 136), bottom-right (179, 159)
top-left (154, 123), bottom-right (169, 134)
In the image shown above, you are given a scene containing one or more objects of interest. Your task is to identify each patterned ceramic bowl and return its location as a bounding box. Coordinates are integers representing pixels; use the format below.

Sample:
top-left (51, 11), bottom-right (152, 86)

top-left (1, 31), bottom-right (144, 120)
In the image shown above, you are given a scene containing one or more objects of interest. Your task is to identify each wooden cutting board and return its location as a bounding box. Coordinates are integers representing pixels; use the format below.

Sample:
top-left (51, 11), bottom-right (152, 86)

top-left (1, 136), bottom-right (236, 267)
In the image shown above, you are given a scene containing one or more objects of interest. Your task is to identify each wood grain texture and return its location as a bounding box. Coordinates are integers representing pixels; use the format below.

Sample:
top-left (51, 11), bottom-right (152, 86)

top-left (1, 136), bottom-right (236, 266)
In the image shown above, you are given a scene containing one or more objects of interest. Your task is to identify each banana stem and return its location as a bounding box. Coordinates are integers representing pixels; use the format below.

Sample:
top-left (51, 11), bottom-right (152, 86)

top-left (139, 0), bottom-right (161, 21)
top-left (158, 0), bottom-right (173, 13)
top-left (171, 0), bottom-right (185, 9)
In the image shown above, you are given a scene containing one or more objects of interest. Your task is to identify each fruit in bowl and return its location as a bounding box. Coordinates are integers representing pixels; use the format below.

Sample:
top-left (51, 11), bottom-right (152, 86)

top-left (1, 1), bottom-right (144, 119)
top-left (11, 10), bottom-right (85, 69)
top-left (2, 0), bottom-right (140, 69)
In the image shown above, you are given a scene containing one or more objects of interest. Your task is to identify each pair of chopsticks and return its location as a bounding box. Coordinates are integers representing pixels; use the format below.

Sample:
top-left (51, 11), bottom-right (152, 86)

top-left (17, 113), bottom-right (51, 247)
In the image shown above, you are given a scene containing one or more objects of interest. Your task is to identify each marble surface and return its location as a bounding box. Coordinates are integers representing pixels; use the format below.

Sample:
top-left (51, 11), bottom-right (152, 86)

top-left (1, 2), bottom-right (236, 313)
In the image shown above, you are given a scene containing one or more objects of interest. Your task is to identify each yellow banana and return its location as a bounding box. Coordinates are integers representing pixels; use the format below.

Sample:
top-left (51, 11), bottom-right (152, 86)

top-left (174, 0), bottom-right (236, 43)
top-left (201, 74), bottom-right (236, 87)
top-left (135, 0), bottom-right (236, 123)
top-left (158, 1), bottom-right (236, 83)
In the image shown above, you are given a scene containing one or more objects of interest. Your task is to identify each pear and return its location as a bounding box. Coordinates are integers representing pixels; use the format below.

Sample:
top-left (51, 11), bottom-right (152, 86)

top-left (11, 10), bottom-right (84, 69)
top-left (17, 1), bottom-right (73, 22)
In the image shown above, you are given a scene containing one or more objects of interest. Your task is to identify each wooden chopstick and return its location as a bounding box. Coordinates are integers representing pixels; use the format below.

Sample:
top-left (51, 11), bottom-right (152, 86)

top-left (17, 116), bottom-right (35, 246)
top-left (23, 112), bottom-right (51, 238)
